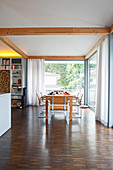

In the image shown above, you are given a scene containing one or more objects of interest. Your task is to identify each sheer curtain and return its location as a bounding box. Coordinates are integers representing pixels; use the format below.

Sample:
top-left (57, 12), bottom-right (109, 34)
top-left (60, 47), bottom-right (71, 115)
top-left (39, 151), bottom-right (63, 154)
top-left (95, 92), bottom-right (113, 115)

top-left (27, 59), bottom-right (45, 105)
top-left (95, 36), bottom-right (109, 126)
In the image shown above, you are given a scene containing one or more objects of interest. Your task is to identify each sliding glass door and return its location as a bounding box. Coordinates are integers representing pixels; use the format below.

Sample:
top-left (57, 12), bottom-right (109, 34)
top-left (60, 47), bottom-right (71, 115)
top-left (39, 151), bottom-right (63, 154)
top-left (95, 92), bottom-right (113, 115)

top-left (44, 60), bottom-right (84, 103)
top-left (88, 52), bottom-right (97, 109)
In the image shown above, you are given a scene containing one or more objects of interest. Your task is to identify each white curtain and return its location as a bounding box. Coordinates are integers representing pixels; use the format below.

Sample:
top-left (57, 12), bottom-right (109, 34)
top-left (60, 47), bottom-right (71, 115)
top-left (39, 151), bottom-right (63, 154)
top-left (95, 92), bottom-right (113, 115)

top-left (27, 59), bottom-right (45, 105)
top-left (95, 36), bottom-right (109, 126)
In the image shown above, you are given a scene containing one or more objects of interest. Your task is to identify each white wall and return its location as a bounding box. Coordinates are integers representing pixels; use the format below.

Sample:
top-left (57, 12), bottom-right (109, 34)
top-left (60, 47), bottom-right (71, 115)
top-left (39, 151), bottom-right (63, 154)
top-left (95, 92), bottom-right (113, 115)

top-left (0, 93), bottom-right (11, 136)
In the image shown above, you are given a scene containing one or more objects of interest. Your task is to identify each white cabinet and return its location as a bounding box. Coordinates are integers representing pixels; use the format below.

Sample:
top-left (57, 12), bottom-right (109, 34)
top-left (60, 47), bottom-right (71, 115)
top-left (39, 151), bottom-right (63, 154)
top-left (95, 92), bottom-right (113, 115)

top-left (0, 93), bottom-right (11, 136)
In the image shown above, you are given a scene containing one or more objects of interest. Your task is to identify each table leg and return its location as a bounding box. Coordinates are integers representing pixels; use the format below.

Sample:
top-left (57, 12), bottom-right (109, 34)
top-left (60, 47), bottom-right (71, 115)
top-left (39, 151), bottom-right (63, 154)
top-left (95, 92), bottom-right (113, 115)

top-left (46, 98), bottom-right (48, 120)
top-left (70, 98), bottom-right (72, 120)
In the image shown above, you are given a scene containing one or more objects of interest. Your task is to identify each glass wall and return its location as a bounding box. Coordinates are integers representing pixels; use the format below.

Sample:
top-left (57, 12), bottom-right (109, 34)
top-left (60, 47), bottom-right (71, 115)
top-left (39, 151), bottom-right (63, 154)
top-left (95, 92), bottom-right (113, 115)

top-left (88, 52), bottom-right (97, 109)
top-left (45, 60), bottom-right (84, 103)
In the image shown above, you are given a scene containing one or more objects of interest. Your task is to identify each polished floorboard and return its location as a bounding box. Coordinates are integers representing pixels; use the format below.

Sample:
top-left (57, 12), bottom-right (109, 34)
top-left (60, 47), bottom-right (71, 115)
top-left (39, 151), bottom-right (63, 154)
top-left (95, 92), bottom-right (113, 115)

top-left (0, 107), bottom-right (113, 170)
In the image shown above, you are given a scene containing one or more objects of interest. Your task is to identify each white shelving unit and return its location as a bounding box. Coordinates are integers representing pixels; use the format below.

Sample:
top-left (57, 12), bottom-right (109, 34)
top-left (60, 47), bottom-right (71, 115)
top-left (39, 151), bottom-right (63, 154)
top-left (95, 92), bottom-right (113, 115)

top-left (11, 58), bottom-right (22, 101)
top-left (0, 57), bottom-right (26, 107)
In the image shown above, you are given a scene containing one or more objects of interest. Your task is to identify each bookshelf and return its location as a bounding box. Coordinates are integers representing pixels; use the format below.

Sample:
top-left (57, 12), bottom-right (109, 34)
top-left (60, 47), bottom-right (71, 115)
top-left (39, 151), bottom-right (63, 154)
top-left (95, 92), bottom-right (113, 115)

top-left (0, 57), bottom-right (26, 107)
top-left (0, 58), bottom-right (10, 70)
top-left (11, 58), bottom-right (22, 106)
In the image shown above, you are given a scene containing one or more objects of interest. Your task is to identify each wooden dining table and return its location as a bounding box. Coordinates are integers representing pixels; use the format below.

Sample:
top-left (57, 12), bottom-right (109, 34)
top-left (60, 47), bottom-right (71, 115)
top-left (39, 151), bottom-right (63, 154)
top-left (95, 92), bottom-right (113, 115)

top-left (46, 95), bottom-right (73, 121)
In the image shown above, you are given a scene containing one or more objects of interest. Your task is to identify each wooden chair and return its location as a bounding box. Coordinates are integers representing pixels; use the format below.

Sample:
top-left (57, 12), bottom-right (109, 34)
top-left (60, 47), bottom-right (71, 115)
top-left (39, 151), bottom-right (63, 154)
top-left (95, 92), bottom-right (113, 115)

top-left (40, 92), bottom-right (46, 105)
top-left (36, 93), bottom-right (46, 117)
top-left (72, 94), bottom-right (83, 118)
top-left (48, 96), bottom-right (70, 125)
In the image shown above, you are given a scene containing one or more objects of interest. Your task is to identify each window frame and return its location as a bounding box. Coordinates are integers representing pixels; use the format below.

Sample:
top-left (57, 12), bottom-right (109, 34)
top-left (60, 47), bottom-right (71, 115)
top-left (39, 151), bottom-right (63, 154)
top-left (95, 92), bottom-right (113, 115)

top-left (88, 51), bottom-right (97, 110)
top-left (44, 59), bottom-right (85, 103)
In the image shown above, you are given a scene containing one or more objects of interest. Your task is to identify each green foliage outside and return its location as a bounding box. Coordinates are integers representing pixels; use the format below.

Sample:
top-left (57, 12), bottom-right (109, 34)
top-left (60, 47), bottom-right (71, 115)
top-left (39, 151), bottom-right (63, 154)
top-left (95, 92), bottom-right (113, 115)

top-left (45, 63), bottom-right (84, 89)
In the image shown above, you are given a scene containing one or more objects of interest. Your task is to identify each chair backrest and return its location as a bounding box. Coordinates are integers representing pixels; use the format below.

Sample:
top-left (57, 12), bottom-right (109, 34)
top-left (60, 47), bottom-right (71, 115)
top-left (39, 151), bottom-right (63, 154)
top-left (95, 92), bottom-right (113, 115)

top-left (49, 96), bottom-right (69, 110)
top-left (36, 93), bottom-right (42, 105)
top-left (40, 92), bottom-right (43, 97)
top-left (36, 93), bottom-right (40, 100)
top-left (73, 94), bottom-right (83, 105)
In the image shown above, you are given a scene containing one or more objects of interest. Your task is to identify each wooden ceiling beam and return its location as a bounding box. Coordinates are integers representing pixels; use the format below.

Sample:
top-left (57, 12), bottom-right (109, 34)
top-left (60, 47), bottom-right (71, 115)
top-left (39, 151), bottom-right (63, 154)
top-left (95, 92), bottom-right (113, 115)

top-left (110, 24), bottom-right (113, 33)
top-left (0, 27), bottom-right (110, 35)
top-left (85, 34), bottom-right (108, 59)
top-left (28, 56), bottom-right (85, 60)
top-left (0, 36), bottom-right (28, 59)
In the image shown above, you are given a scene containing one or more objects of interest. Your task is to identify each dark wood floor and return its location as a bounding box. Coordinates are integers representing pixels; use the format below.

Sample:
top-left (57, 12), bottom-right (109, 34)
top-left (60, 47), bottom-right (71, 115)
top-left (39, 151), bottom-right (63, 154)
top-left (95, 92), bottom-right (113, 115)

top-left (0, 107), bottom-right (113, 170)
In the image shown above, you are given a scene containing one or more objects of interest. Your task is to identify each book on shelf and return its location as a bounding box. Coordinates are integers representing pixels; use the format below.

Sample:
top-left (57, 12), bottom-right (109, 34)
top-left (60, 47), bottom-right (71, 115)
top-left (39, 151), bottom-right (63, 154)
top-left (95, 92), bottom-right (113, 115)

top-left (1, 58), bottom-right (10, 65)
top-left (6, 60), bottom-right (10, 65)
top-left (11, 65), bottom-right (22, 69)
top-left (1, 65), bottom-right (10, 70)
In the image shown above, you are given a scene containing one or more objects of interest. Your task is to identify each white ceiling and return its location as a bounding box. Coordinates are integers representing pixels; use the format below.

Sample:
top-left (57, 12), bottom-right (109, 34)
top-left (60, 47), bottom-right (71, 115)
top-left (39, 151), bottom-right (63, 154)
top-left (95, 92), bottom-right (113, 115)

top-left (0, 0), bottom-right (113, 27)
top-left (7, 35), bottom-right (101, 56)
top-left (0, 0), bottom-right (113, 57)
